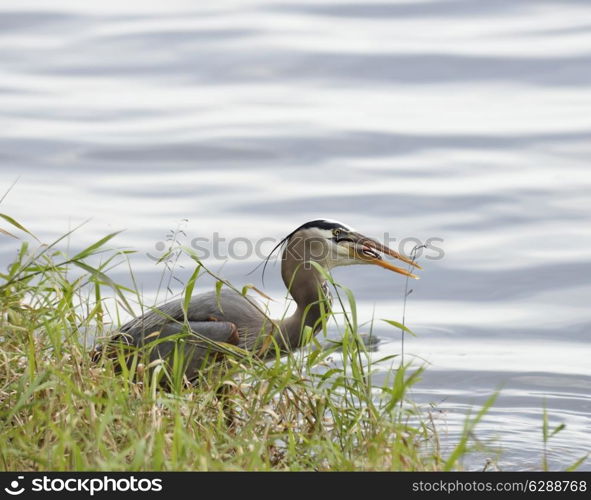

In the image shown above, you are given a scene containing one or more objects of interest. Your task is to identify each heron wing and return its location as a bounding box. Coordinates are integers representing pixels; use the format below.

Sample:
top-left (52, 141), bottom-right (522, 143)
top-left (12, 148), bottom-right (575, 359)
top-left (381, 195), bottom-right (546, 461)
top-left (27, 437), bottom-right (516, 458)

top-left (93, 289), bottom-right (267, 379)
top-left (146, 320), bottom-right (240, 377)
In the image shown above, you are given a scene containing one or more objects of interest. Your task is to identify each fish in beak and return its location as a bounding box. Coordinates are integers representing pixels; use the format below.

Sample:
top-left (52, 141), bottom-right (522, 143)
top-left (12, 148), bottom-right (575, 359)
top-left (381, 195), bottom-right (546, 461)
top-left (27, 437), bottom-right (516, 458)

top-left (348, 232), bottom-right (422, 279)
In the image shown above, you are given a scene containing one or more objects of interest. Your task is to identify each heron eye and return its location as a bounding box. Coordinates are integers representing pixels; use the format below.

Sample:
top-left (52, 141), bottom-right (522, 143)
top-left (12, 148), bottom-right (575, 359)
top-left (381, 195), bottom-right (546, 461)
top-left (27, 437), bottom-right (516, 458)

top-left (333, 229), bottom-right (341, 238)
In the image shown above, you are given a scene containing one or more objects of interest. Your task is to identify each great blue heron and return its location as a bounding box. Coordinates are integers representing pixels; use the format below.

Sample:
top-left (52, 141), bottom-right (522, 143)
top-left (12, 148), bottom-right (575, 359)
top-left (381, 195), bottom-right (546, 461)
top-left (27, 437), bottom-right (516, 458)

top-left (100, 219), bottom-right (421, 380)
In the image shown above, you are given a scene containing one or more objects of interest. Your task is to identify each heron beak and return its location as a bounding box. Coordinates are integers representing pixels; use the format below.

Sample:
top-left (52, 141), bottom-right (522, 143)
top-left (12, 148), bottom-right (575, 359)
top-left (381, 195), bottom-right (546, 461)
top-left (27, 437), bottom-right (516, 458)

top-left (349, 233), bottom-right (422, 279)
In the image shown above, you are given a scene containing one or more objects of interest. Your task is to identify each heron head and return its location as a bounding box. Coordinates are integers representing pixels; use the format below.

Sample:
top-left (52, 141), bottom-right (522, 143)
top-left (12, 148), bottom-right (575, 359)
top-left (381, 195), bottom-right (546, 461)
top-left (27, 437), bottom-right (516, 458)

top-left (284, 219), bottom-right (421, 279)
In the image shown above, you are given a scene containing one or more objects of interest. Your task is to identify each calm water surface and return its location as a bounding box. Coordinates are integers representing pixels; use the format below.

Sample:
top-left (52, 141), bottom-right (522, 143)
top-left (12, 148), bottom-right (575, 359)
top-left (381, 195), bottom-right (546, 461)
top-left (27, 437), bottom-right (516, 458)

top-left (1, 0), bottom-right (590, 470)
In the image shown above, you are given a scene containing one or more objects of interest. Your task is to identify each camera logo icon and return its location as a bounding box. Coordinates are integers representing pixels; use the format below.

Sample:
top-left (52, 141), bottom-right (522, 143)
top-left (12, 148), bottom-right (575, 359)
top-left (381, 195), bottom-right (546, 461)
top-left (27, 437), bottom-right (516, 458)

top-left (4, 476), bottom-right (25, 496)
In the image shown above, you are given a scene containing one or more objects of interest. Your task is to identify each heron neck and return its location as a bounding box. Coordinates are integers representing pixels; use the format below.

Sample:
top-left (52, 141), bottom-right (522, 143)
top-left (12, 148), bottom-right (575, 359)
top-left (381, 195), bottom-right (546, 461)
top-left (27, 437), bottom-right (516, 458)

top-left (276, 246), bottom-right (330, 350)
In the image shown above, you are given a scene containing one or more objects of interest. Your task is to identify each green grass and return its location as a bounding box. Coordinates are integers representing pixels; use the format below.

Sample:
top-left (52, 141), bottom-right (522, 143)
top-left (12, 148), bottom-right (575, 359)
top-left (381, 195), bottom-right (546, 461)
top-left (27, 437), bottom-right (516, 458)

top-left (0, 216), bottom-right (452, 471)
top-left (1, 215), bottom-right (582, 471)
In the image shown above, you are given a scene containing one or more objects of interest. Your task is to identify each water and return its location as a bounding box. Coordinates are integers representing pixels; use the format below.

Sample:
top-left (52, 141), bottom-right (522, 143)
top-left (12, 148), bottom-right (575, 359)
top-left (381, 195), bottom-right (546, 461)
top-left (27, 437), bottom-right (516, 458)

top-left (1, 0), bottom-right (590, 470)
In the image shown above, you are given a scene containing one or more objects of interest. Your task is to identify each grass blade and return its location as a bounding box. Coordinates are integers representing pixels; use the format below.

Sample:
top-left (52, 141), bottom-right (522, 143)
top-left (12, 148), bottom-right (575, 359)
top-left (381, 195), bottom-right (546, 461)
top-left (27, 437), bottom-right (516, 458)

top-left (71, 231), bottom-right (124, 261)
top-left (0, 213), bottom-right (40, 242)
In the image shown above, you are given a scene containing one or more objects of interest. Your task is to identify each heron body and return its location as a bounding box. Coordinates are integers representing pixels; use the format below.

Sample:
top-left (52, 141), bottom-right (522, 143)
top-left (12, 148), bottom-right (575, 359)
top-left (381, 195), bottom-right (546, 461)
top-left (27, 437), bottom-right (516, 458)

top-left (105, 219), bottom-right (421, 381)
